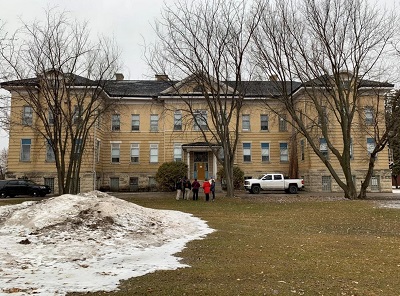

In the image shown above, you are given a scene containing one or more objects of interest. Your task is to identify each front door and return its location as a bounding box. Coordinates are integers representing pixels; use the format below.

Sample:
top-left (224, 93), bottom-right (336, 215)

top-left (194, 152), bottom-right (209, 180)
top-left (197, 163), bottom-right (206, 180)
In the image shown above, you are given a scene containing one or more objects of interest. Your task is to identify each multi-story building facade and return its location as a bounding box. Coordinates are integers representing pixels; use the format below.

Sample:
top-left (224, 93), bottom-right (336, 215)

top-left (2, 73), bottom-right (394, 194)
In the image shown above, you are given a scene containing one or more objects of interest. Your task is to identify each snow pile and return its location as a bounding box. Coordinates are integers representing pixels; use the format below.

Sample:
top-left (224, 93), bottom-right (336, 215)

top-left (0, 191), bottom-right (214, 295)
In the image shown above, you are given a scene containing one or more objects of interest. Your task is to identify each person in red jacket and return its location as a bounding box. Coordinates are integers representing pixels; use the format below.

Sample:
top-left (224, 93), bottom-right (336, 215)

top-left (202, 178), bottom-right (211, 202)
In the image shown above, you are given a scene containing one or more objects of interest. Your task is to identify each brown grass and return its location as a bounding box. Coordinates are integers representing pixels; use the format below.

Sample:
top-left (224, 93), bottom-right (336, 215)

top-left (3, 192), bottom-right (400, 295)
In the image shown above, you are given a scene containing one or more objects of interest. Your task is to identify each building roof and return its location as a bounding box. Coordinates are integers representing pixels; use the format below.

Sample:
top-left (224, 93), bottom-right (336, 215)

top-left (1, 72), bottom-right (393, 99)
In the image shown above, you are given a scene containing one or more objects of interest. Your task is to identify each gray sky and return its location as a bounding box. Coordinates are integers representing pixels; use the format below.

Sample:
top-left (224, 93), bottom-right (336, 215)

top-left (0, 0), bottom-right (397, 151)
top-left (0, 0), bottom-right (176, 150)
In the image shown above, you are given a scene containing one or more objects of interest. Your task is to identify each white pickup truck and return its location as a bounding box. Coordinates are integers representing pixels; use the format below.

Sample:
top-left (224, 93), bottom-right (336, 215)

top-left (244, 173), bottom-right (304, 194)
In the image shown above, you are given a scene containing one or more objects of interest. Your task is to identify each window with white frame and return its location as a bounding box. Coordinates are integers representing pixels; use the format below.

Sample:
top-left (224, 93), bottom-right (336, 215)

top-left (243, 143), bottom-right (251, 162)
top-left (365, 107), bottom-right (374, 125)
top-left (261, 143), bottom-right (270, 162)
top-left (279, 114), bottom-right (287, 132)
top-left (74, 139), bottom-right (82, 158)
top-left (46, 140), bottom-right (55, 162)
top-left (260, 114), bottom-right (268, 131)
top-left (174, 111), bottom-right (182, 131)
top-left (242, 114), bottom-right (250, 131)
top-left (320, 138), bottom-right (328, 158)
top-left (95, 140), bottom-right (101, 162)
top-left (367, 138), bottom-right (375, 155)
top-left (111, 142), bottom-right (120, 163)
top-left (193, 110), bottom-right (208, 130)
top-left (130, 143), bottom-right (140, 163)
top-left (73, 105), bottom-right (82, 124)
top-left (112, 114), bottom-right (120, 131)
top-left (22, 106), bottom-right (33, 125)
top-left (280, 143), bottom-right (288, 162)
top-left (150, 144), bottom-right (159, 163)
top-left (174, 143), bottom-right (182, 161)
top-left (48, 110), bottom-right (54, 125)
top-left (20, 139), bottom-right (31, 161)
top-left (131, 114), bottom-right (140, 131)
top-left (150, 114), bottom-right (159, 132)
top-left (350, 138), bottom-right (354, 160)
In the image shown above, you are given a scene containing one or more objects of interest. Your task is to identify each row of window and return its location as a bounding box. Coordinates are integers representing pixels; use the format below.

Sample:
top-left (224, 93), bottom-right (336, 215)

top-left (21, 105), bottom-right (376, 130)
top-left (242, 142), bottom-right (288, 162)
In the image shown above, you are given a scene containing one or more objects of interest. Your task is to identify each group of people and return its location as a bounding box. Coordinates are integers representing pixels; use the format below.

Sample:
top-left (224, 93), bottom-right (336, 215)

top-left (175, 177), bottom-right (216, 202)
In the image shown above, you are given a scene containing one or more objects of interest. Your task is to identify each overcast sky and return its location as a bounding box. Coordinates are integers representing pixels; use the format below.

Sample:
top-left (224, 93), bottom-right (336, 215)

top-left (0, 0), bottom-right (177, 150)
top-left (0, 0), bottom-right (397, 151)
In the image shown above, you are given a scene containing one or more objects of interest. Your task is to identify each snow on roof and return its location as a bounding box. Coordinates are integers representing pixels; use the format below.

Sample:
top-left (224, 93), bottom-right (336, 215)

top-left (0, 191), bottom-right (214, 295)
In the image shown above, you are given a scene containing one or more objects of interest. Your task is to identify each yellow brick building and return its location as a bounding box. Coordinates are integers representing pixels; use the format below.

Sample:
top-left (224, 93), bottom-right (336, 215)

top-left (1, 73), bottom-right (394, 193)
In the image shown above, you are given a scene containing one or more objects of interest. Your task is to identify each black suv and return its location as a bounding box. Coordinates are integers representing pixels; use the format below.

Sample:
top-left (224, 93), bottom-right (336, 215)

top-left (0, 179), bottom-right (52, 198)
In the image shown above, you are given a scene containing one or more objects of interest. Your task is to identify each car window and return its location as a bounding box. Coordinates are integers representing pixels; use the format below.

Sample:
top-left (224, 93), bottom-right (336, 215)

top-left (9, 180), bottom-right (19, 185)
top-left (274, 175), bottom-right (282, 180)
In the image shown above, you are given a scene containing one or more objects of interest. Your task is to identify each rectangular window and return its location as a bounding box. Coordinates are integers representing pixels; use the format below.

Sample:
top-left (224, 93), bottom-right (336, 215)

top-left (242, 114), bottom-right (250, 131)
top-left (350, 138), bottom-right (354, 160)
top-left (318, 106), bottom-right (327, 125)
top-left (74, 139), bottom-right (82, 158)
top-left (73, 105), bottom-right (82, 124)
top-left (44, 178), bottom-right (55, 193)
top-left (370, 176), bottom-right (380, 191)
top-left (300, 139), bottom-right (305, 161)
top-left (22, 106), bottom-right (33, 125)
top-left (150, 144), bottom-right (159, 163)
top-left (243, 143), bottom-right (251, 162)
top-left (367, 138), bottom-right (375, 155)
top-left (46, 140), bottom-right (55, 162)
top-left (261, 143), bottom-right (270, 162)
top-left (320, 138), bottom-right (329, 158)
top-left (322, 176), bottom-right (332, 192)
top-left (131, 114), bottom-right (140, 131)
top-left (130, 143), bottom-right (140, 163)
top-left (279, 114), bottom-right (287, 132)
top-left (111, 143), bottom-right (120, 163)
top-left (365, 107), bottom-right (374, 125)
top-left (150, 114), bottom-right (159, 132)
top-left (112, 114), bottom-right (120, 131)
top-left (20, 139), bottom-right (31, 161)
top-left (95, 140), bottom-right (101, 163)
top-left (174, 111), bottom-right (182, 131)
top-left (174, 143), bottom-right (182, 161)
top-left (48, 110), bottom-right (54, 125)
top-left (260, 114), bottom-right (269, 131)
top-left (193, 110), bottom-right (208, 130)
top-left (280, 143), bottom-right (288, 162)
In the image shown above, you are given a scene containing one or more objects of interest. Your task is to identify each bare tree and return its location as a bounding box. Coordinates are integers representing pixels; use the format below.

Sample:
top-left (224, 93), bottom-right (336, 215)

top-left (252, 0), bottom-right (398, 199)
top-left (149, 0), bottom-right (263, 197)
top-left (0, 148), bottom-right (7, 179)
top-left (0, 9), bottom-right (120, 194)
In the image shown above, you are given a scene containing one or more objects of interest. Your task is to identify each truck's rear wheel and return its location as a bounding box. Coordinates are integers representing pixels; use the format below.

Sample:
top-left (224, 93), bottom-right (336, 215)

top-left (288, 185), bottom-right (298, 194)
top-left (251, 185), bottom-right (261, 194)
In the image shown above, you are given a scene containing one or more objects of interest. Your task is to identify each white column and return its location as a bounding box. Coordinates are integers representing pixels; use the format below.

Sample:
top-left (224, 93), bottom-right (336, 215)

top-left (186, 150), bottom-right (190, 178)
top-left (213, 153), bottom-right (217, 179)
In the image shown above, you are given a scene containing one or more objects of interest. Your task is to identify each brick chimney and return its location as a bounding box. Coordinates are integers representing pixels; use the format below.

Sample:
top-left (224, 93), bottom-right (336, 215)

top-left (115, 73), bottom-right (124, 81)
top-left (155, 74), bottom-right (169, 81)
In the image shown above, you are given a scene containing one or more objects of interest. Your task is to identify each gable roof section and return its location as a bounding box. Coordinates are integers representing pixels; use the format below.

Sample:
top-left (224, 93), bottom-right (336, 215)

top-left (302, 74), bottom-right (394, 88)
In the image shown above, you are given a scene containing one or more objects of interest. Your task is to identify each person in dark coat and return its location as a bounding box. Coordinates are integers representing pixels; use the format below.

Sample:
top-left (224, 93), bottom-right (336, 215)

top-left (184, 178), bottom-right (192, 200)
top-left (202, 178), bottom-right (211, 202)
top-left (176, 178), bottom-right (183, 200)
top-left (210, 178), bottom-right (216, 201)
top-left (191, 178), bottom-right (200, 200)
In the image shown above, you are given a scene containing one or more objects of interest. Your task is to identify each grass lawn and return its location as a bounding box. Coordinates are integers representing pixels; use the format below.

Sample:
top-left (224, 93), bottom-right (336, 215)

top-left (3, 192), bottom-right (400, 295)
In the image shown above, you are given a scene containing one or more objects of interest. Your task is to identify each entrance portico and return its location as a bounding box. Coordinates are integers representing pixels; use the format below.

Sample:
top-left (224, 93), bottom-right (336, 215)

top-left (182, 142), bottom-right (221, 181)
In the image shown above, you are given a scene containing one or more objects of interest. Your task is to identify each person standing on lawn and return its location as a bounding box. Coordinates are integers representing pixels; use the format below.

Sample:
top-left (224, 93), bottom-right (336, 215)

top-left (176, 178), bottom-right (183, 200)
top-left (191, 178), bottom-right (200, 200)
top-left (210, 178), bottom-right (216, 201)
top-left (184, 178), bottom-right (192, 200)
top-left (202, 178), bottom-right (211, 202)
